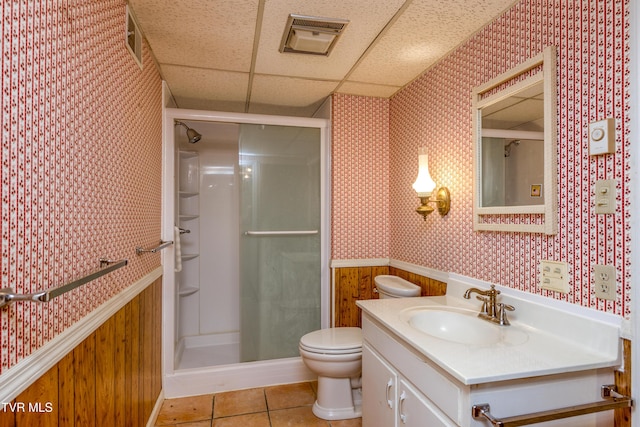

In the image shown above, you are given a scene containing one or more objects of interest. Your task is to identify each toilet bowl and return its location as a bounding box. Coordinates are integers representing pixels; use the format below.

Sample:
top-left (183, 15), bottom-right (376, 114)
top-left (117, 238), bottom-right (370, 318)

top-left (299, 327), bottom-right (363, 420)
top-left (299, 276), bottom-right (421, 420)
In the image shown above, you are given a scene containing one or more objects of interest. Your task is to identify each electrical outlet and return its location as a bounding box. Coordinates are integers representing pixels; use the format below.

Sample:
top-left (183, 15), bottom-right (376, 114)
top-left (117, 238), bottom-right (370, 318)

top-left (594, 264), bottom-right (617, 301)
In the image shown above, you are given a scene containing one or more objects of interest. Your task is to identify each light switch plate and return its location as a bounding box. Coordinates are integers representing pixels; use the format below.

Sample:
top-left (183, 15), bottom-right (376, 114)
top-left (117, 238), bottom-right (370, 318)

top-left (595, 179), bottom-right (616, 214)
top-left (589, 118), bottom-right (615, 155)
top-left (540, 260), bottom-right (569, 293)
top-left (594, 264), bottom-right (617, 301)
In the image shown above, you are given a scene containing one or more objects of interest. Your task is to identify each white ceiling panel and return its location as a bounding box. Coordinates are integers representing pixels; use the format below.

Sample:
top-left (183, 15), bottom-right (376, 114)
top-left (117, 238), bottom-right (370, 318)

top-left (161, 65), bottom-right (249, 112)
top-left (254, 0), bottom-right (407, 80)
top-left (338, 81), bottom-right (401, 98)
top-left (129, 0), bottom-right (259, 71)
top-left (348, 0), bottom-right (516, 86)
top-left (250, 75), bottom-right (338, 106)
top-left (128, 0), bottom-right (516, 117)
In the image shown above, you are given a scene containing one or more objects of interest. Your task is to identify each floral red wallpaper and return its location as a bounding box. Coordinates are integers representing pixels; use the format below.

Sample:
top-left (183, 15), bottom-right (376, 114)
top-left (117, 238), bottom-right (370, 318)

top-left (332, 0), bottom-right (631, 317)
top-left (1, 1), bottom-right (163, 373)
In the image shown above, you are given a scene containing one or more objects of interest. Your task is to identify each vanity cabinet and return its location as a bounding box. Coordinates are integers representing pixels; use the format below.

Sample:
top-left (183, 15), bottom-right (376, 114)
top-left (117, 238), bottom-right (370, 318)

top-left (361, 313), bottom-right (614, 427)
top-left (363, 343), bottom-right (454, 426)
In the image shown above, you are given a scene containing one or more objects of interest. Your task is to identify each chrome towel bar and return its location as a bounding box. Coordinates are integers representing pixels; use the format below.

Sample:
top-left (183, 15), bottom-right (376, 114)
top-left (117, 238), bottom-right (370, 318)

top-left (0, 258), bottom-right (128, 309)
top-left (136, 240), bottom-right (173, 255)
top-left (472, 385), bottom-right (633, 427)
top-left (244, 230), bottom-right (318, 236)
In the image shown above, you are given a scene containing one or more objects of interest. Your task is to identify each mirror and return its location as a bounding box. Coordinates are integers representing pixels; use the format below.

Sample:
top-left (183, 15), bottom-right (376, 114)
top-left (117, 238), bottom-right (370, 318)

top-left (473, 46), bottom-right (557, 234)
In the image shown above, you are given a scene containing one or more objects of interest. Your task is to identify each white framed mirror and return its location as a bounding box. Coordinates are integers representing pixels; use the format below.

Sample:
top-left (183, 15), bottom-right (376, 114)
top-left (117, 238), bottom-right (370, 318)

top-left (472, 46), bottom-right (558, 234)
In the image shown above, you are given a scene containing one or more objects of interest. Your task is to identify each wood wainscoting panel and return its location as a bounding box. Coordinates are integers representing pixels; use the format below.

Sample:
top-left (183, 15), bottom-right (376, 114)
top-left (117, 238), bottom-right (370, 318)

top-left (0, 277), bottom-right (163, 427)
top-left (334, 265), bottom-right (446, 327)
top-left (614, 338), bottom-right (631, 427)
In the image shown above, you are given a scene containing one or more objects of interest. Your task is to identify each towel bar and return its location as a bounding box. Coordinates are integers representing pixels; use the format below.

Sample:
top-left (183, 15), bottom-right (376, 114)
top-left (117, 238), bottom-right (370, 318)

top-left (472, 385), bottom-right (633, 427)
top-left (136, 240), bottom-right (173, 255)
top-left (245, 230), bottom-right (318, 236)
top-left (0, 258), bottom-right (128, 309)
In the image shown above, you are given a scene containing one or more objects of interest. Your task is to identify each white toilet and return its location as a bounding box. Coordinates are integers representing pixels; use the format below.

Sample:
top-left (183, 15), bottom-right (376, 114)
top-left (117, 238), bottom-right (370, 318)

top-left (299, 275), bottom-right (420, 420)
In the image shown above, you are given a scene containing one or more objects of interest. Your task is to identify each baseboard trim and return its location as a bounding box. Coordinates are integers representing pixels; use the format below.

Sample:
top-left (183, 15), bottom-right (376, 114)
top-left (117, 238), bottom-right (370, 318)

top-left (146, 388), bottom-right (166, 427)
top-left (0, 267), bottom-right (163, 403)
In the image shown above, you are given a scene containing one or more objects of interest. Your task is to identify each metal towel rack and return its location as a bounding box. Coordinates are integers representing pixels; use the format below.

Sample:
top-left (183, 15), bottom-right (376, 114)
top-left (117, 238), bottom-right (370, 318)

top-left (472, 385), bottom-right (633, 427)
top-left (244, 230), bottom-right (318, 236)
top-left (136, 240), bottom-right (174, 255)
top-left (0, 258), bottom-right (128, 309)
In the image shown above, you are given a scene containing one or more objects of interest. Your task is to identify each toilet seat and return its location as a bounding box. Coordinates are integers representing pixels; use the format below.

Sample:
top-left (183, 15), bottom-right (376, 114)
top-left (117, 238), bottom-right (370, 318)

top-left (300, 327), bottom-right (362, 355)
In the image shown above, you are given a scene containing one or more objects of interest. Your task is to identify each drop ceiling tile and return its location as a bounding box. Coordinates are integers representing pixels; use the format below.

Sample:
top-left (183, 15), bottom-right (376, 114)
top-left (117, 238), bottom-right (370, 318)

top-left (129, 0), bottom-right (258, 71)
top-left (250, 75), bottom-right (338, 108)
top-left (247, 102), bottom-right (326, 118)
top-left (254, 0), bottom-right (406, 80)
top-left (161, 65), bottom-right (249, 107)
top-left (349, 0), bottom-right (514, 86)
top-left (338, 81), bottom-right (400, 98)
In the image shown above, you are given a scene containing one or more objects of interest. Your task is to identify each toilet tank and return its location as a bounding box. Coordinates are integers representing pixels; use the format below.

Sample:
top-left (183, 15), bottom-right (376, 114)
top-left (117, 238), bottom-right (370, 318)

top-left (374, 275), bottom-right (421, 299)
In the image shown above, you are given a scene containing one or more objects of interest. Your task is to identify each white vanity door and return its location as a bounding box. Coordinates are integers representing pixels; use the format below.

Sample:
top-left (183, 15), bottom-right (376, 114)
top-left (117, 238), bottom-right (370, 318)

top-left (398, 378), bottom-right (456, 427)
top-left (362, 343), bottom-right (397, 427)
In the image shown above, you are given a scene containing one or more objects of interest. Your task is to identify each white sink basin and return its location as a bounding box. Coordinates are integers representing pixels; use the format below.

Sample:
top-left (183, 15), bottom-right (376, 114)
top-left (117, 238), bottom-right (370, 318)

top-left (400, 306), bottom-right (528, 346)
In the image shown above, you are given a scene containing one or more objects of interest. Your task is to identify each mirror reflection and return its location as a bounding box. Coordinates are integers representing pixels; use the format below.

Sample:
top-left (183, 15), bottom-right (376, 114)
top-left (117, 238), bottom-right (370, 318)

top-left (480, 80), bottom-right (544, 207)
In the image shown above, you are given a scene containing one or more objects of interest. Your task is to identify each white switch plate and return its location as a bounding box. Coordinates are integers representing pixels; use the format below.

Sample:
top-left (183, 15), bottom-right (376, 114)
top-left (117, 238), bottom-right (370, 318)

top-left (589, 118), bottom-right (615, 155)
top-left (595, 179), bottom-right (616, 214)
top-left (594, 264), bottom-right (617, 301)
top-left (540, 260), bottom-right (569, 293)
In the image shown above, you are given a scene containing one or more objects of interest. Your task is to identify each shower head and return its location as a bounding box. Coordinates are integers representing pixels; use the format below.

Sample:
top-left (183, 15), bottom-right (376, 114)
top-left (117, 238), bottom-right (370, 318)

top-left (504, 140), bottom-right (520, 157)
top-left (175, 120), bottom-right (202, 144)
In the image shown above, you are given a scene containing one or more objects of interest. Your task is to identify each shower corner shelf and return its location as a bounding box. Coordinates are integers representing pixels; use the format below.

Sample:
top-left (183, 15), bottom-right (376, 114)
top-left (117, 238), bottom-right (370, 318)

top-left (179, 150), bottom-right (198, 159)
top-left (181, 254), bottom-right (199, 261)
top-left (179, 214), bottom-right (199, 221)
top-left (179, 286), bottom-right (199, 297)
top-left (179, 191), bottom-right (199, 198)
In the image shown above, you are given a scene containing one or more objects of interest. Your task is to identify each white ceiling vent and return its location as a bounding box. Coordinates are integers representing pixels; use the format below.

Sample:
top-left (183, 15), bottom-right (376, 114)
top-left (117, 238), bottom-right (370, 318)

top-left (279, 14), bottom-right (349, 56)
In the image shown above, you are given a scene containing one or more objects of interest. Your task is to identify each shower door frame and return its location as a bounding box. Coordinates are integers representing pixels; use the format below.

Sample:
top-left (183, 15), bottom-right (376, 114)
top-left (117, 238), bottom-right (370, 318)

top-left (161, 106), bottom-right (330, 398)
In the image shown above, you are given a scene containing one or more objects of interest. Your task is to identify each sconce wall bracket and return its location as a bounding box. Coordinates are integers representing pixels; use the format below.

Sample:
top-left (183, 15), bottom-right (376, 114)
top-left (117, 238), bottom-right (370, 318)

top-left (416, 187), bottom-right (450, 220)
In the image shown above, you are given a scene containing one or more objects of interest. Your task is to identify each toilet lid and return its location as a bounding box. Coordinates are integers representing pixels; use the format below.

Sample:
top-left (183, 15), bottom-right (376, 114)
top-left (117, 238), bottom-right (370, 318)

top-left (300, 327), bottom-right (362, 354)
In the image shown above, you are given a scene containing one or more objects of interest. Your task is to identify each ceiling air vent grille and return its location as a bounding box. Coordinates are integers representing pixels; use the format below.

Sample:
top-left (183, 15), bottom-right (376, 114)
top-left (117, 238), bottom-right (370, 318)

top-left (279, 14), bottom-right (350, 56)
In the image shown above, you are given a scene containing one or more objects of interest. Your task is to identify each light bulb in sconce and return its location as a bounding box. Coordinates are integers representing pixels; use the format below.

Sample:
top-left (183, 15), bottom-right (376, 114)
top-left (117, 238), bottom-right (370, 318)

top-left (412, 147), bottom-right (437, 196)
top-left (412, 147), bottom-right (451, 220)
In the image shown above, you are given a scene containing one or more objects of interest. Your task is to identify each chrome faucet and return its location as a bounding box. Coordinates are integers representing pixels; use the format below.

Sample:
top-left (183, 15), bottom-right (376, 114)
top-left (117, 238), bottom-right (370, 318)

top-left (463, 285), bottom-right (514, 326)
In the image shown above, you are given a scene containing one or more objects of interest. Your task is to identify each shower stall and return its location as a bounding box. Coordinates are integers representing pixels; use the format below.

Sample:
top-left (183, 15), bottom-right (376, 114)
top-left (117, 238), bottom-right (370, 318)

top-left (162, 108), bottom-right (330, 397)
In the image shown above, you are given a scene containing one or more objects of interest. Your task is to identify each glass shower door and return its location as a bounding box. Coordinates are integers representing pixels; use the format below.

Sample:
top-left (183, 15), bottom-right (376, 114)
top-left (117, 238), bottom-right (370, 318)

top-left (239, 124), bottom-right (321, 362)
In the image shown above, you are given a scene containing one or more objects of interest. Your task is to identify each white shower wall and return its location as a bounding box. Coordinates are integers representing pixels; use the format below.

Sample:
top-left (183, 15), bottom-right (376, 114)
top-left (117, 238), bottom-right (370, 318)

top-left (199, 145), bottom-right (239, 335)
top-left (177, 122), bottom-right (240, 354)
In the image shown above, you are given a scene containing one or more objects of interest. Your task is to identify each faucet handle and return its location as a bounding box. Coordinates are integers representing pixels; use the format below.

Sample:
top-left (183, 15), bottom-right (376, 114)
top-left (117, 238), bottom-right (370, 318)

top-left (497, 303), bottom-right (515, 326)
top-left (475, 296), bottom-right (489, 314)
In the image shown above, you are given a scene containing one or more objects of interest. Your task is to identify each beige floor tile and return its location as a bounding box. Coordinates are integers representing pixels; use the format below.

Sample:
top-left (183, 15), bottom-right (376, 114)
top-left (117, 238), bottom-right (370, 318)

top-left (329, 417), bottom-right (362, 427)
top-left (269, 406), bottom-right (329, 427)
top-left (172, 421), bottom-right (212, 427)
top-left (212, 412), bottom-right (270, 427)
top-left (155, 394), bottom-right (214, 426)
top-left (265, 382), bottom-right (316, 410)
top-left (213, 388), bottom-right (267, 418)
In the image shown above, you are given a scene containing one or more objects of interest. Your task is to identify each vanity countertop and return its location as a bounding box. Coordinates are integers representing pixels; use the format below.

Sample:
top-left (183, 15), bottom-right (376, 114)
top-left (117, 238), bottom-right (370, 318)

top-left (357, 287), bottom-right (621, 385)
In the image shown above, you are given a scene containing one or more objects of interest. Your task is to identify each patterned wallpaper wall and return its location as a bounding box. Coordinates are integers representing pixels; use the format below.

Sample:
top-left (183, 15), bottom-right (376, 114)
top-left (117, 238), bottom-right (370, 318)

top-left (332, 0), bottom-right (631, 317)
top-left (1, 1), bottom-right (163, 373)
top-left (332, 94), bottom-right (390, 260)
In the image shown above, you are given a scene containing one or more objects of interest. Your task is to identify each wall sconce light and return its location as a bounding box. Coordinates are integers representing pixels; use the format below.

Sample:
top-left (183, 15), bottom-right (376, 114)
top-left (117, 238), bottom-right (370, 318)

top-left (412, 147), bottom-right (451, 220)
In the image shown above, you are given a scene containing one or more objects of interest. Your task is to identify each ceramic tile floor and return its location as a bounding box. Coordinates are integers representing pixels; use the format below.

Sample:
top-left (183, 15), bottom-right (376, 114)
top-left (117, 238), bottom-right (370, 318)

top-left (154, 381), bottom-right (362, 427)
